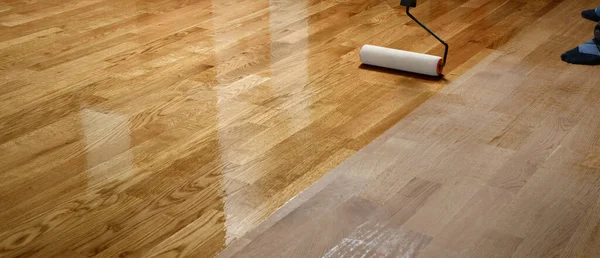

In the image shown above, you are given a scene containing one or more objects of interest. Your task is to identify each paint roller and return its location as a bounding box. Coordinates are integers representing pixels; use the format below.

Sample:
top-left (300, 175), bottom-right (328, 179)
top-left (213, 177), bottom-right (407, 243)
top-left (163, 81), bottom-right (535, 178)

top-left (360, 0), bottom-right (449, 76)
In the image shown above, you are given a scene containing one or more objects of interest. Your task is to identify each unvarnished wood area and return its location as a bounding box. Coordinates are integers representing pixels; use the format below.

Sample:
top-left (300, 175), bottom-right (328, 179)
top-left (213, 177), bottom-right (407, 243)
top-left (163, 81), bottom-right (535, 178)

top-left (221, 0), bottom-right (600, 257)
top-left (0, 0), bottom-right (598, 257)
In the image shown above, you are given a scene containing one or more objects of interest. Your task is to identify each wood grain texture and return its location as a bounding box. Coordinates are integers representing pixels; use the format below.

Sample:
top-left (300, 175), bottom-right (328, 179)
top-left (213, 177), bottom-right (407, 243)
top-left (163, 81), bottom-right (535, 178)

top-left (221, 0), bottom-right (600, 257)
top-left (1, 0), bottom-right (598, 257)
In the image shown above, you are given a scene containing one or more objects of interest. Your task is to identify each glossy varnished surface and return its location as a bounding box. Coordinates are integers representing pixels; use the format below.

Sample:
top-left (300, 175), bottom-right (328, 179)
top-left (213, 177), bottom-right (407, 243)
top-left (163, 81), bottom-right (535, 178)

top-left (0, 0), bottom-right (594, 257)
top-left (221, 0), bottom-right (600, 257)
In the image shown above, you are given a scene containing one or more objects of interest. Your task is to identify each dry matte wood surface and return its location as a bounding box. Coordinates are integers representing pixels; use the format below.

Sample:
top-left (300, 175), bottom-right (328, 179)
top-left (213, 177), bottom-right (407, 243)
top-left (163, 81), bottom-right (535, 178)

top-left (0, 0), bottom-right (598, 257)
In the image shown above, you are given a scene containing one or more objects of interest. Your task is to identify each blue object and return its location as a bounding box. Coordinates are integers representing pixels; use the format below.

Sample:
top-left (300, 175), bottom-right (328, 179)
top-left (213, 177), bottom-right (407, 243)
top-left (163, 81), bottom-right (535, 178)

top-left (561, 39), bottom-right (600, 65)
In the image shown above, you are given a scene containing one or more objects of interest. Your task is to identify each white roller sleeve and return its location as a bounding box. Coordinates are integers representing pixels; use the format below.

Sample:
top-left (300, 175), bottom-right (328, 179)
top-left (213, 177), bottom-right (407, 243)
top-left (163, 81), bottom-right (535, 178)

top-left (360, 44), bottom-right (443, 76)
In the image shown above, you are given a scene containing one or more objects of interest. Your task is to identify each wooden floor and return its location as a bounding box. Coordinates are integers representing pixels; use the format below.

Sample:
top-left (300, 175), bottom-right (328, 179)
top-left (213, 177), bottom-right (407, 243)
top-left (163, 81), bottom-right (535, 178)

top-left (0, 0), bottom-right (598, 257)
top-left (221, 1), bottom-right (600, 258)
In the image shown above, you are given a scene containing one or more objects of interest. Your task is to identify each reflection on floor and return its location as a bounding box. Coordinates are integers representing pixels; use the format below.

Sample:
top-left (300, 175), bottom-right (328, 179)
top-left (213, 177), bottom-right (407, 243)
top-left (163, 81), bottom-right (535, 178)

top-left (223, 1), bottom-right (600, 257)
top-left (0, 0), bottom-right (598, 257)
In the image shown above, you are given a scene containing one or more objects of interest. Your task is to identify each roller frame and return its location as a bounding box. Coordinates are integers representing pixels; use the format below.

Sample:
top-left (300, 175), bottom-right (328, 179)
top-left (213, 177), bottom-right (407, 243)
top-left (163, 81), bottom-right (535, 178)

top-left (401, 0), bottom-right (448, 67)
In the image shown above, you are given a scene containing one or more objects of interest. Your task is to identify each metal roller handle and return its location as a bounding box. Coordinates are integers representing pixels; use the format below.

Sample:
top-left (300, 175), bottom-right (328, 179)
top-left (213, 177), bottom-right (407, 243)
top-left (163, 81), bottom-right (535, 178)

top-left (401, 1), bottom-right (449, 67)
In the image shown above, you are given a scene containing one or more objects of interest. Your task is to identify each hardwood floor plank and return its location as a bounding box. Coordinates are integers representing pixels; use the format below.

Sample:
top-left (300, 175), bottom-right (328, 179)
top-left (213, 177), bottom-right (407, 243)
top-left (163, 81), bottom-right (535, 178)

top-left (416, 186), bottom-right (514, 258)
top-left (460, 229), bottom-right (523, 258)
top-left (2, 0), bottom-right (599, 257)
top-left (320, 178), bottom-right (440, 257)
top-left (219, 0), bottom-right (600, 256)
top-left (561, 193), bottom-right (600, 257)
top-left (232, 196), bottom-right (378, 258)
top-left (144, 209), bottom-right (225, 258)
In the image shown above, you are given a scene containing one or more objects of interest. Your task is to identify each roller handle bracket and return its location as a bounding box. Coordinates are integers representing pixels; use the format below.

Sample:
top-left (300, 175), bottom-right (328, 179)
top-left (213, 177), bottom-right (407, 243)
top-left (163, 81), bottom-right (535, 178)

top-left (400, 0), bottom-right (416, 7)
top-left (400, 0), bottom-right (448, 67)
